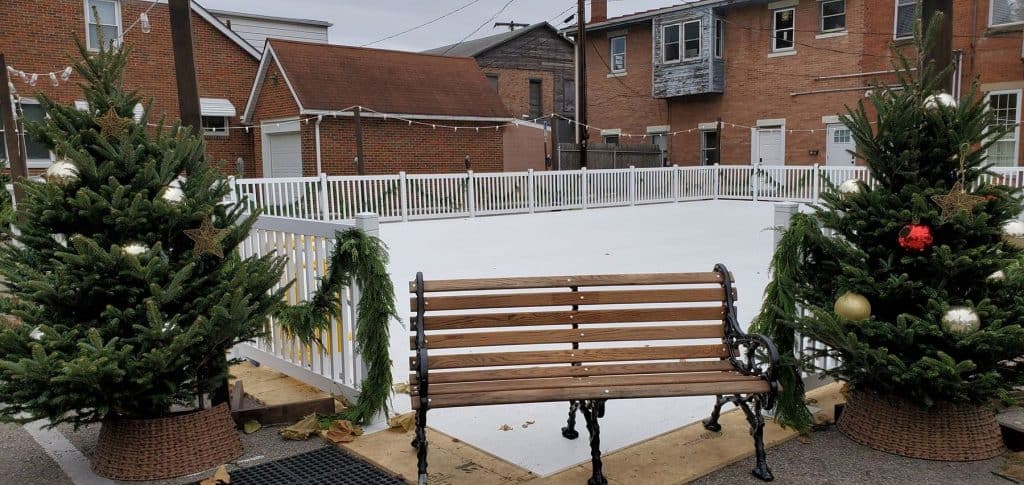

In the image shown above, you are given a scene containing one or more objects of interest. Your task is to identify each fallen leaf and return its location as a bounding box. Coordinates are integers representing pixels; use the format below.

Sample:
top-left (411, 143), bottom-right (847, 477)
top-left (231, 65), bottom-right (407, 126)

top-left (498, 424), bottom-right (512, 431)
top-left (393, 382), bottom-right (411, 394)
top-left (243, 420), bottom-right (261, 434)
top-left (389, 412), bottom-right (416, 432)
top-left (333, 394), bottom-right (354, 410)
top-left (797, 435), bottom-right (811, 444)
top-left (280, 414), bottom-right (320, 441)
top-left (322, 419), bottom-right (364, 444)
top-left (199, 465), bottom-right (230, 485)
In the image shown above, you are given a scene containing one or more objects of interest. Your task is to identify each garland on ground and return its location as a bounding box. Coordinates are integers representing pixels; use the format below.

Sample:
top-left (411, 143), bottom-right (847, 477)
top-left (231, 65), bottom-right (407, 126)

top-left (277, 227), bottom-right (397, 424)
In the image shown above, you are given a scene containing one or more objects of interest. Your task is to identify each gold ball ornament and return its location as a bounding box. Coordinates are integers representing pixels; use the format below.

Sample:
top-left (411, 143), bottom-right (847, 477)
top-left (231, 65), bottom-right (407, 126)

top-left (1004, 220), bottom-right (1024, 249)
top-left (941, 306), bottom-right (981, 335)
top-left (835, 292), bottom-right (871, 321)
top-left (43, 160), bottom-right (79, 187)
top-left (838, 179), bottom-right (861, 196)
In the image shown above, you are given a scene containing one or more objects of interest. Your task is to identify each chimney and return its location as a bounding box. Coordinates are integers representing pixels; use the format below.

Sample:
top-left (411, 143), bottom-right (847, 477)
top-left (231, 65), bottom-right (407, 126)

top-left (591, 0), bottom-right (607, 23)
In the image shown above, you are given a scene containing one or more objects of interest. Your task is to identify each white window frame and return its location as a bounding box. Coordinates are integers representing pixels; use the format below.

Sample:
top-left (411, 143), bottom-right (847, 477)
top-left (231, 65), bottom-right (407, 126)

top-left (893, 0), bottom-right (916, 40)
top-left (714, 18), bottom-right (725, 59)
top-left (820, 0), bottom-right (847, 32)
top-left (84, 0), bottom-right (122, 51)
top-left (772, 8), bottom-right (796, 52)
top-left (17, 98), bottom-right (55, 169)
top-left (202, 115), bottom-right (230, 137)
top-left (662, 23), bottom-right (682, 64)
top-left (682, 19), bottom-right (702, 60)
top-left (986, 89), bottom-right (1021, 167)
top-left (609, 36), bottom-right (627, 73)
top-left (989, 0), bottom-right (1024, 27)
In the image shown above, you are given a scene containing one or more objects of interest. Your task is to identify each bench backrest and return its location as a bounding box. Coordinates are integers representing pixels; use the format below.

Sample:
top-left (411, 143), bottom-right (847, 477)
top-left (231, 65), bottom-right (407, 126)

top-left (409, 265), bottom-right (740, 408)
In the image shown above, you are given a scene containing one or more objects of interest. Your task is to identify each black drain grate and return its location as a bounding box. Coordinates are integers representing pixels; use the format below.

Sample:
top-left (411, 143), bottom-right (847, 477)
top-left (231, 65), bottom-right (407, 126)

top-left (226, 446), bottom-right (404, 485)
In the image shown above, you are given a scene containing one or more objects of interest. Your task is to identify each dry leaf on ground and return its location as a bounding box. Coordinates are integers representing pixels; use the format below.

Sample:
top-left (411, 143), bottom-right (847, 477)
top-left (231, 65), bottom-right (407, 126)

top-left (322, 419), bottom-right (364, 444)
top-left (280, 413), bottom-right (320, 441)
top-left (243, 420), bottom-right (261, 434)
top-left (199, 465), bottom-right (230, 485)
top-left (498, 424), bottom-right (512, 431)
top-left (388, 412), bottom-right (416, 432)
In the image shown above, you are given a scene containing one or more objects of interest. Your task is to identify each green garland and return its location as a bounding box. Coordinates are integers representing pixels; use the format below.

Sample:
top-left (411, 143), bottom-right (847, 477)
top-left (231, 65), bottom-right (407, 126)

top-left (277, 227), bottom-right (397, 424)
top-left (750, 213), bottom-right (821, 432)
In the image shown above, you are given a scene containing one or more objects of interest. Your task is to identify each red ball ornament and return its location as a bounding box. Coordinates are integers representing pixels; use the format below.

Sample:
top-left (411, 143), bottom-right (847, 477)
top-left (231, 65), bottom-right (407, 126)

top-left (898, 224), bottom-right (933, 252)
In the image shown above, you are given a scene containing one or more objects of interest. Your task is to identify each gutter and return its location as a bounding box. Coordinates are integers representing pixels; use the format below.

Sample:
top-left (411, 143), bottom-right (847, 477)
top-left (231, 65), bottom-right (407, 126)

top-left (302, 110), bottom-right (514, 123)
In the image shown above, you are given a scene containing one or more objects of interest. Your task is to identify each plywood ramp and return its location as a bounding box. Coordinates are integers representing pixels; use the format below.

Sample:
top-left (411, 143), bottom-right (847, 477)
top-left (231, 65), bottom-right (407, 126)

top-left (339, 382), bottom-right (844, 484)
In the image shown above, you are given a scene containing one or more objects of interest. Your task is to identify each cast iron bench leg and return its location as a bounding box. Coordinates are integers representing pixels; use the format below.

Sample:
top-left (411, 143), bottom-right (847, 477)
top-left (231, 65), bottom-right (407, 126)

top-left (561, 400), bottom-right (580, 439)
top-left (737, 395), bottom-right (774, 482)
top-left (579, 400), bottom-right (608, 485)
top-left (413, 407), bottom-right (429, 485)
top-left (702, 394), bottom-right (726, 432)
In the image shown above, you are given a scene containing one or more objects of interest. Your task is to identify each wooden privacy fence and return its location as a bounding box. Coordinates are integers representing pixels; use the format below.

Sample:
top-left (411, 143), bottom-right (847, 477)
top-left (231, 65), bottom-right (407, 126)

top-left (232, 214), bottom-right (379, 402)
top-left (555, 143), bottom-right (664, 170)
top-left (227, 165), bottom-right (1024, 223)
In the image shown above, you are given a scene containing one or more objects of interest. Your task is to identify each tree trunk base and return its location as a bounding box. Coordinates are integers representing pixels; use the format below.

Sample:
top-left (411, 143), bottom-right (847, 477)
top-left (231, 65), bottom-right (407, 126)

top-left (91, 403), bottom-right (243, 480)
top-left (838, 389), bottom-right (1004, 461)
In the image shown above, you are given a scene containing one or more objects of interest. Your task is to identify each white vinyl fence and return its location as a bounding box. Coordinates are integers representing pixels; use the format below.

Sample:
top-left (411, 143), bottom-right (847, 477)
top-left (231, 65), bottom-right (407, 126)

top-left (232, 214), bottom-right (378, 402)
top-left (229, 165), bottom-right (1024, 223)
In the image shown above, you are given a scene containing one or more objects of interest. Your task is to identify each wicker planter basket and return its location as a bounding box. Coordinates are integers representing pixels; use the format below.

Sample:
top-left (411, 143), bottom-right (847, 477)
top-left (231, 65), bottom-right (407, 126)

top-left (91, 403), bottom-right (243, 481)
top-left (838, 389), bottom-right (1004, 461)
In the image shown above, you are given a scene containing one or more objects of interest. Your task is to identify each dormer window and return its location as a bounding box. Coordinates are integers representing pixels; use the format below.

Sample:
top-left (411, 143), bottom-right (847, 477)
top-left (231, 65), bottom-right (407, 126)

top-left (85, 0), bottom-right (122, 51)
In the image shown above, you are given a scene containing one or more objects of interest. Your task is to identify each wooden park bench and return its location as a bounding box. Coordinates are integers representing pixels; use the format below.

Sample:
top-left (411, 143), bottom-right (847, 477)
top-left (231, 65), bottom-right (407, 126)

top-left (408, 264), bottom-right (780, 485)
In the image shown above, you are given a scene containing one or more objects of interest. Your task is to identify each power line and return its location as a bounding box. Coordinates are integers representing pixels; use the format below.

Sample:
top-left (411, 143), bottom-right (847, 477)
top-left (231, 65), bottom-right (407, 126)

top-left (360, 0), bottom-right (487, 47)
top-left (441, 0), bottom-right (520, 55)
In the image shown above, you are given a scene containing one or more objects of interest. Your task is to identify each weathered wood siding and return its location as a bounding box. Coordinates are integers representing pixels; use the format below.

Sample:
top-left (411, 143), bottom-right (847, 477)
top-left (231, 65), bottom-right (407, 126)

top-left (476, 28), bottom-right (575, 116)
top-left (652, 7), bottom-right (722, 98)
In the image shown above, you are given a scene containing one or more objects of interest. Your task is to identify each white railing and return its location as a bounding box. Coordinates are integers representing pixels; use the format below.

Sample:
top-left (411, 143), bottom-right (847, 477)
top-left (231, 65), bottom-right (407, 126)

top-left (228, 164), bottom-right (1024, 223)
top-left (233, 214), bottom-right (378, 402)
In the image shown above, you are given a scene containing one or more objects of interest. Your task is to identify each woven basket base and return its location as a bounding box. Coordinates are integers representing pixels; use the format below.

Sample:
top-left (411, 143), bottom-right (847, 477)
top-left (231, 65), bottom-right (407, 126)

top-left (838, 389), bottom-right (1004, 461)
top-left (91, 403), bottom-right (243, 481)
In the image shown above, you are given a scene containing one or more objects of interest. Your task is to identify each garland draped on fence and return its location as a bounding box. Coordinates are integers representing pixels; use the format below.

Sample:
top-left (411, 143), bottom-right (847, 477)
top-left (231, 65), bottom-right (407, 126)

top-left (277, 228), bottom-right (397, 424)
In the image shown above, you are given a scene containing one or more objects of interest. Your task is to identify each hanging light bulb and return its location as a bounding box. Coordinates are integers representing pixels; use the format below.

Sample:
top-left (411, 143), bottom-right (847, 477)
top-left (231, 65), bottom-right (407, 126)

top-left (49, 72), bottom-right (59, 86)
top-left (140, 12), bottom-right (151, 33)
top-left (61, 66), bottom-right (73, 81)
top-left (28, 73), bottom-right (38, 86)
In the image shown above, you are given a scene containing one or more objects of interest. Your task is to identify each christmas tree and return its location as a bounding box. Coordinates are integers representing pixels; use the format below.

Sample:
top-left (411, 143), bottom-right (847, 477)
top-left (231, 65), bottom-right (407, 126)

top-left (0, 41), bottom-right (285, 427)
top-left (756, 20), bottom-right (1024, 431)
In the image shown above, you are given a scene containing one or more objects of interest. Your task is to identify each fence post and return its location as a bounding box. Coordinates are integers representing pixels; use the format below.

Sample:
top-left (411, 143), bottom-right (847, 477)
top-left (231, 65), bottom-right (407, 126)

top-left (752, 163), bottom-right (760, 202)
top-left (812, 163), bottom-right (821, 203)
top-left (580, 167), bottom-right (589, 209)
top-left (673, 164), bottom-right (680, 203)
top-left (467, 170), bottom-right (476, 217)
top-left (399, 171), bottom-right (409, 222)
top-left (773, 202), bottom-right (798, 249)
top-left (352, 212), bottom-right (379, 385)
top-left (225, 176), bottom-right (238, 208)
top-left (318, 172), bottom-right (330, 221)
top-left (712, 163), bottom-right (720, 200)
top-left (527, 169), bottom-right (536, 213)
top-left (629, 165), bottom-right (637, 205)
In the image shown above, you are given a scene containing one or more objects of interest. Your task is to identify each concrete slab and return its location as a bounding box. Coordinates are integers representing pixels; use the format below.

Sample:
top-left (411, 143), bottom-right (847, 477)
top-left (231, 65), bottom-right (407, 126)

top-left (0, 423), bottom-right (73, 485)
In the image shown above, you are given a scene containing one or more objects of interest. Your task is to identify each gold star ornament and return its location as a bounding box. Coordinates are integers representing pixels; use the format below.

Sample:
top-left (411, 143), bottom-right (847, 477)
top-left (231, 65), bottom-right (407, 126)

top-left (931, 182), bottom-right (986, 221)
top-left (184, 217), bottom-right (226, 258)
top-left (95, 108), bottom-right (130, 138)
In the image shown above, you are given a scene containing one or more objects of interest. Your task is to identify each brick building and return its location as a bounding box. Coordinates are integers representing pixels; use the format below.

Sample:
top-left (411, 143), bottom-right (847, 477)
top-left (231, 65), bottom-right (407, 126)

top-left (242, 40), bottom-right (512, 176)
top-left (0, 0), bottom-right (269, 175)
top-left (570, 0), bottom-right (1024, 167)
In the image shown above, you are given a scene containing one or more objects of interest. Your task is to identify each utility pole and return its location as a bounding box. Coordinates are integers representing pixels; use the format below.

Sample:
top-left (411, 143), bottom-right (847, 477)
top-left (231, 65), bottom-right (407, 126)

top-left (494, 21), bottom-right (529, 31)
top-left (0, 54), bottom-right (28, 205)
top-left (921, 0), bottom-right (954, 92)
top-left (575, 0), bottom-right (588, 169)
top-left (169, 0), bottom-right (202, 134)
top-left (353, 107), bottom-right (366, 175)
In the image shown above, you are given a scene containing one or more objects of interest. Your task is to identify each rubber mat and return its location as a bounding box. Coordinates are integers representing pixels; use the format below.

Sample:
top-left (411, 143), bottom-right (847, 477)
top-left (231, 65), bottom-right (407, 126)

top-left (225, 446), bottom-right (404, 484)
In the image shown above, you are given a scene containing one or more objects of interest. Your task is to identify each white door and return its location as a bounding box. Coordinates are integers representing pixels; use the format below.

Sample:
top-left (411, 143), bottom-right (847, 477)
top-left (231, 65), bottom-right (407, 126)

top-left (266, 132), bottom-right (302, 178)
top-left (756, 127), bottom-right (784, 165)
top-left (826, 123), bottom-right (856, 166)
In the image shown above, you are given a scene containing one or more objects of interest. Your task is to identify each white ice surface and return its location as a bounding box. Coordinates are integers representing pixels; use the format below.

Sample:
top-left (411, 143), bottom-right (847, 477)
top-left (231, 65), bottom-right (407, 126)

top-left (378, 200), bottom-right (778, 476)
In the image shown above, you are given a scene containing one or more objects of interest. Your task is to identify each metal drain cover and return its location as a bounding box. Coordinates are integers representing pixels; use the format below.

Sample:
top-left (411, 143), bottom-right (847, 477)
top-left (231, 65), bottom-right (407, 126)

top-left (226, 446), bottom-right (404, 484)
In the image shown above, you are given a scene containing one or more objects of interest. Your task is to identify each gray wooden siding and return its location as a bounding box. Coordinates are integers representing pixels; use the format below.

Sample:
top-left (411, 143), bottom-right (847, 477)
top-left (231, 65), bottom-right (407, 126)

top-left (652, 7), bottom-right (722, 98)
top-left (214, 15), bottom-right (328, 51)
top-left (476, 28), bottom-right (575, 115)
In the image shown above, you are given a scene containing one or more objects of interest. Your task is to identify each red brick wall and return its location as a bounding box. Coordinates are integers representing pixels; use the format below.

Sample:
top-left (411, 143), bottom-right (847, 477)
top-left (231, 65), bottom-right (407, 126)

top-left (482, 68), bottom-right (555, 120)
top-left (250, 60), bottom-right (301, 176)
top-left (0, 0), bottom-right (257, 174)
top-left (588, 0), bottom-right (1024, 166)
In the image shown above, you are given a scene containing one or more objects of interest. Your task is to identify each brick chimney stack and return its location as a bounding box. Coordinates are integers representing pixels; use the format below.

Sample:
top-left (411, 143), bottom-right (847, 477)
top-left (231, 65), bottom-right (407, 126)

top-left (591, 0), bottom-right (607, 23)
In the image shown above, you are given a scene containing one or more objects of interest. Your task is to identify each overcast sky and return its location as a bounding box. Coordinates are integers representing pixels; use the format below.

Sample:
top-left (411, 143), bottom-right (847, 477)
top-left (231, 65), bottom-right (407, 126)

top-left (198, 0), bottom-right (681, 52)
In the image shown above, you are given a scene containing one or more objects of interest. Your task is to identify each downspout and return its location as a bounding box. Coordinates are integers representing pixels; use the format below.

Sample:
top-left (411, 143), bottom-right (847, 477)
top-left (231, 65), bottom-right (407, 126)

top-left (970, 0), bottom-right (978, 79)
top-left (314, 114), bottom-right (323, 174)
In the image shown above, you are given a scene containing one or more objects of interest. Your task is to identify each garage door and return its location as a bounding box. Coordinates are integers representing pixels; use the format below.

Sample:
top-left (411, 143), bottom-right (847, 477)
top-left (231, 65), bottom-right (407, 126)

top-left (266, 132), bottom-right (302, 178)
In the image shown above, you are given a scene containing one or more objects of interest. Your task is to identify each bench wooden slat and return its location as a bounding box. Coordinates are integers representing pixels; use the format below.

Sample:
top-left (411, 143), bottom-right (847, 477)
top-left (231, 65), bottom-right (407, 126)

top-left (410, 360), bottom-right (735, 385)
top-left (410, 272), bottom-right (724, 292)
top-left (416, 288), bottom-right (728, 311)
top-left (412, 325), bottom-right (725, 349)
top-left (415, 372), bottom-right (759, 396)
top-left (414, 306), bottom-right (726, 330)
top-left (412, 380), bottom-right (769, 409)
top-left (413, 344), bottom-right (729, 370)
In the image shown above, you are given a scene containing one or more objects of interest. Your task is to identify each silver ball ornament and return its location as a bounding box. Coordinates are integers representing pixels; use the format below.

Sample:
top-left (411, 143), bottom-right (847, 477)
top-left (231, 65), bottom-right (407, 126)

top-left (941, 306), bottom-right (981, 335)
top-left (838, 179), bottom-right (862, 196)
top-left (123, 242), bottom-right (149, 256)
top-left (924, 93), bottom-right (957, 110)
top-left (987, 270), bottom-right (1006, 282)
top-left (44, 160), bottom-right (79, 187)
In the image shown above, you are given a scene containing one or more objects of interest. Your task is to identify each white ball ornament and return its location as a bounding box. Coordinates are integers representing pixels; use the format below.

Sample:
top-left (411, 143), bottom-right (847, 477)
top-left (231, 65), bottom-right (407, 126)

top-left (987, 270), bottom-right (1006, 282)
top-left (924, 93), bottom-right (957, 110)
top-left (29, 327), bottom-right (44, 340)
top-left (941, 306), bottom-right (981, 335)
top-left (44, 160), bottom-right (79, 187)
top-left (161, 186), bottom-right (185, 204)
top-left (123, 243), bottom-right (149, 256)
top-left (1003, 219), bottom-right (1024, 249)
top-left (838, 179), bottom-right (862, 196)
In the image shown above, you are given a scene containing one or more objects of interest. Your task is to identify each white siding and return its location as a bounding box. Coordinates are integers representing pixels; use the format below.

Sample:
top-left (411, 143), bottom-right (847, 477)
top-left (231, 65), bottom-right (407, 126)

top-left (214, 14), bottom-right (328, 51)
